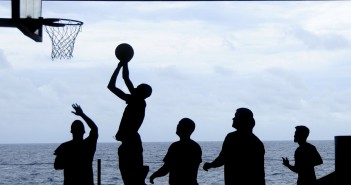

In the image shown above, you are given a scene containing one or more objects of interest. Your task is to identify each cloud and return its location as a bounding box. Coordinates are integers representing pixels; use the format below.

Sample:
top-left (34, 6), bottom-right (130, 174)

top-left (290, 27), bottom-right (350, 50)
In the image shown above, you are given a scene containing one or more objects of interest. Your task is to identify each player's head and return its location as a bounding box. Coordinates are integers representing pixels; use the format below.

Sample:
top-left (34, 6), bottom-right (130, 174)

top-left (294, 125), bottom-right (309, 143)
top-left (232, 108), bottom-right (255, 131)
top-left (71, 120), bottom-right (85, 137)
top-left (136, 83), bottom-right (152, 99)
top-left (176, 118), bottom-right (196, 138)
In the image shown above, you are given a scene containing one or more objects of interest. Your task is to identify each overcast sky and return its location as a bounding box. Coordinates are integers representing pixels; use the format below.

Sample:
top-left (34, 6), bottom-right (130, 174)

top-left (0, 1), bottom-right (351, 144)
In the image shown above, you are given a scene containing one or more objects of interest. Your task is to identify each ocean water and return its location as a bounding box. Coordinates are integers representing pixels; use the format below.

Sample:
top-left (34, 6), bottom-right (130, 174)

top-left (0, 141), bottom-right (335, 185)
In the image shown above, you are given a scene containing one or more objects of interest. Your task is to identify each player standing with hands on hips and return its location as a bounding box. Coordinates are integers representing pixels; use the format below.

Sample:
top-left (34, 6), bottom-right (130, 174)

top-left (108, 43), bottom-right (152, 185)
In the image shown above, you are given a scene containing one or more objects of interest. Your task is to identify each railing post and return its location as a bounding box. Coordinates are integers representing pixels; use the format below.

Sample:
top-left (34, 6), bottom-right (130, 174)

top-left (335, 136), bottom-right (351, 185)
top-left (97, 159), bottom-right (101, 185)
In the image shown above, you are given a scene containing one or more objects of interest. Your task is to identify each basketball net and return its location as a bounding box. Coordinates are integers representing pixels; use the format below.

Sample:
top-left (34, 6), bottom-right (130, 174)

top-left (44, 19), bottom-right (83, 60)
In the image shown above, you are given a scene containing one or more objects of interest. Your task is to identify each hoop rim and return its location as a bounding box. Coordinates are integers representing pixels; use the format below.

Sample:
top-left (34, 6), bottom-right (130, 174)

top-left (42, 18), bottom-right (83, 27)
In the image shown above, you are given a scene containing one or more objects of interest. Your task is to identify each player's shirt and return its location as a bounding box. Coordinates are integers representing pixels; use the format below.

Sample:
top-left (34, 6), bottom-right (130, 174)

top-left (54, 130), bottom-right (98, 185)
top-left (116, 95), bottom-right (146, 142)
top-left (163, 140), bottom-right (202, 185)
top-left (220, 131), bottom-right (266, 185)
top-left (295, 142), bottom-right (323, 185)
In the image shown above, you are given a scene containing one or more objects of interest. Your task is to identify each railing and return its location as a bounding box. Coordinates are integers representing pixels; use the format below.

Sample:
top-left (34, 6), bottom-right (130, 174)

top-left (97, 159), bottom-right (101, 185)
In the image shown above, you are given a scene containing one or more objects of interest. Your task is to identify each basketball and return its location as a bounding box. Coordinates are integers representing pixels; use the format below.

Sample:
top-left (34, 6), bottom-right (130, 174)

top-left (115, 43), bottom-right (134, 62)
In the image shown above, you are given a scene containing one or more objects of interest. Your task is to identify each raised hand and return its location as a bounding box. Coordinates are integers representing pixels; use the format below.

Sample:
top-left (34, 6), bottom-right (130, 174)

top-left (117, 61), bottom-right (125, 68)
top-left (71, 103), bottom-right (84, 116)
top-left (282, 157), bottom-right (290, 166)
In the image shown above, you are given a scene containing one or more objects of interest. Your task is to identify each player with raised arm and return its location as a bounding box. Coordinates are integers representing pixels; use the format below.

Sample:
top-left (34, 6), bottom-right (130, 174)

top-left (108, 43), bottom-right (152, 185)
top-left (54, 104), bottom-right (98, 185)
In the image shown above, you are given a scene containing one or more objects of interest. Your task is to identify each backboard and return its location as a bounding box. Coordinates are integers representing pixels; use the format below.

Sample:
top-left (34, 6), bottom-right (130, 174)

top-left (13, 0), bottom-right (43, 42)
top-left (0, 0), bottom-right (43, 42)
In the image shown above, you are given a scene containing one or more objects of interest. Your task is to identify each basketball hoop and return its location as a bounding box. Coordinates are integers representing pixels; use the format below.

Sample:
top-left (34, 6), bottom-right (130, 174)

top-left (44, 18), bottom-right (83, 60)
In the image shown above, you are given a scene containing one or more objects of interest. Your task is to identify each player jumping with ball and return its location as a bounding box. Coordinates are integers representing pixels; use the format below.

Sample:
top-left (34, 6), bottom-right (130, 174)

top-left (108, 43), bottom-right (152, 185)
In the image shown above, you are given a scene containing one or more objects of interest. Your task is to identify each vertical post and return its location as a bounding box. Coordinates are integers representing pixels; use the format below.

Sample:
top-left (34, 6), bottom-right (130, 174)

top-left (97, 159), bottom-right (101, 185)
top-left (335, 136), bottom-right (351, 185)
top-left (11, 0), bottom-right (20, 19)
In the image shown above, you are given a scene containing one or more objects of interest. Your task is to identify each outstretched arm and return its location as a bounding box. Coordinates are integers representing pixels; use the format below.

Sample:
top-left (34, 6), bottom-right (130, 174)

top-left (72, 104), bottom-right (98, 136)
top-left (204, 136), bottom-right (229, 171)
top-left (108, 63), bottom-right (128, 101)
top-left (122, 63), bottom-right (134, 93)
top-left (203, 151), bottom-right (224, 171)
top-left (150, 163), bottom-right (170, 184)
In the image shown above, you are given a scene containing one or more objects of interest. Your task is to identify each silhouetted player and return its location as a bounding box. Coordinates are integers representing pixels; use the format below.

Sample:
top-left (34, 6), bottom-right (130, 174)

top-left (282, 125), bottom-right (323, 185)
top-left (108, 60), bottom-right (152, 185)
top-left (203, 108), bottom-right (265, 185)
top-left (54, 104), bottom-right (98, 185)
top-left (150, 118), bottom-right (202, 185)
